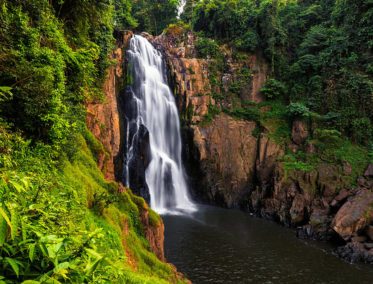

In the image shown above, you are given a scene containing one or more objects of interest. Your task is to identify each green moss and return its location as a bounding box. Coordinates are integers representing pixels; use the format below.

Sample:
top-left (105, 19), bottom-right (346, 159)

top-left (281, 152), bottom-right (315, 173)
top-left (148, 209), bottom-right (162, 227)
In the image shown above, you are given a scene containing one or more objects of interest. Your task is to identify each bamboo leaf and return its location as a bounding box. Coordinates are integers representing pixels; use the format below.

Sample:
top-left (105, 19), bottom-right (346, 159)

top-left (9, 205), bottom-right (19, 240)
top-left (85, 257), bottom-right (103, 276)
top-left (0, 214), bottom-right (8, 246)
top-left (85, 248), bottom-right (103, 259)
top-left (29, 243), bottom-right (36, 262)
top-left (5, 257), bottom-right (20, 277)
top-left (21, 219), bottom-right (27, 242)
top-left (0, 206), bottom-right (11, 229)
top-left (39, 243), bottom-right (49, 257)
top-left (9, 181), bottom-right (23, 193)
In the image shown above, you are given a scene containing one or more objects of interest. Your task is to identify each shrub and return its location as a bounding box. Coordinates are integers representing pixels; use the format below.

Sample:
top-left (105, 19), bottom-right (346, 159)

top-left (227, 107), bottom-right (260, 122)
top-left (351, 117), bottom-right (372, 145)
top-left (195, 37), bottom-right (220, 59)
top-left (260, 79), bottom-right (287, 100)
top-left (164, 21), bottom-right (191, 37)
top-left (234, 30), bottom-right (259, 52)
top-left (314, 128), bottom-right (341, 144)
top-left (0, 87), bottom-right (12, 102)
top-left (286, 102), bottom-right (310, 118)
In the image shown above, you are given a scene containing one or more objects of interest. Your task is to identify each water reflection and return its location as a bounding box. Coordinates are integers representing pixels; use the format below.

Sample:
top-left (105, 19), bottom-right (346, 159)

top-left (163, 205), bottom-right (373, 284)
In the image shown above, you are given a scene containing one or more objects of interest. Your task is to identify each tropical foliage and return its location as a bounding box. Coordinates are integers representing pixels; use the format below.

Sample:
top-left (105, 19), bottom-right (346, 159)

top-left (0, 0), bottom-right (184, 282)
top-left (187, 0), bottom-right (373, 144)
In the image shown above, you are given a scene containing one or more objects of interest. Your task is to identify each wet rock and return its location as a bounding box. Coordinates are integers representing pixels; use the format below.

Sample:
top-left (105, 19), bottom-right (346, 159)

top-left (332, 190), bottom-right (373, 241)
top-left (140, 32), bottom-right (154, 41)
top-left (336, 242), bottom-right (373, 264)
top-left (296, 224), bottom-right (314, 239)
top-left (126, 125), bottom-right (151, 203)
top-left (288, 143), bottom-right (299, 153)
top-left (153, 31), bottom-right (268, 123)
top-left (247, 54), bottom-right (268, 103)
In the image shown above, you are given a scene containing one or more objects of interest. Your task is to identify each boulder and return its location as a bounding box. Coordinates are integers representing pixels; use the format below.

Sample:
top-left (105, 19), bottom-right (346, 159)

top-left (332, 190), bottom-right (373, 240)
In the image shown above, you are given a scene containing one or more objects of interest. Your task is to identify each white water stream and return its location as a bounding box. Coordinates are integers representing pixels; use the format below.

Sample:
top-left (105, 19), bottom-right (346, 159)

top-left (177, 0), bottom-right (187, 18)
top-left (125, 35), bottom-right (196, 214)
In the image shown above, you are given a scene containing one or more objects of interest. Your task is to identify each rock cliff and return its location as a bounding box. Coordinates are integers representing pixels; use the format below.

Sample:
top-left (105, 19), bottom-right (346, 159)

top-left (87, 28), bottom-right (373, 264)
top-left (187, 113), bottom-right (257, 207)
top-left (154, 28), bottom-right (373, 263)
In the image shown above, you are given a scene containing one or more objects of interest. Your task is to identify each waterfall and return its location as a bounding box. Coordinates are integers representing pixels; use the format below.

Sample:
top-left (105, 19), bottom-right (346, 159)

top-left (177, 0), bottom-right (187, 18)
top-left (124, 35), bottom-right (196, 214)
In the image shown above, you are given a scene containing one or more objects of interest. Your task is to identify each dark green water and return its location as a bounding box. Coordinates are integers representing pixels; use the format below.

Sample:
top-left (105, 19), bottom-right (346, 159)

top-left (163, 205), bottom-right (373, 284)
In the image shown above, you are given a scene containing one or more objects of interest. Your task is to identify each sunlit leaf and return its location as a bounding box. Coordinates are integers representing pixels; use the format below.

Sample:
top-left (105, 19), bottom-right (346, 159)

top-left (5, 257), bottom-right (20, 277)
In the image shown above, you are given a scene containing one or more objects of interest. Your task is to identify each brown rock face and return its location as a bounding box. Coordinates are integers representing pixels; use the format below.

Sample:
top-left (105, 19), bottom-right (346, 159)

top-left (86, 46), bottom-right (125, 180)
top-left (246, 54), bottom-right (268, 103)
top-left (152, 30), bottom-right (270, 208)
top-left (153, 32), bottom-right (213, 123)
top-left (332, 190), bottom-right (373, 241)
top-left (168, 56), bottom-right (213, 123)
top-left (190, 114), bottom-right (258, 207)
top-left (154, 31), bottom-right (268, 124)
top-left (256, 133), bottom-right (284, 187)
top-left (291, 119), bottom-right (309, 145)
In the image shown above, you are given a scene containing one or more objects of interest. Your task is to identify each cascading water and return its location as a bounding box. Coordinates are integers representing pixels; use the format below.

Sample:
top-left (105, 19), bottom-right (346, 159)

top-left (177, 0), bottom-right (187, 18)
top-left (123, 35), bottom-right (196, 214)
